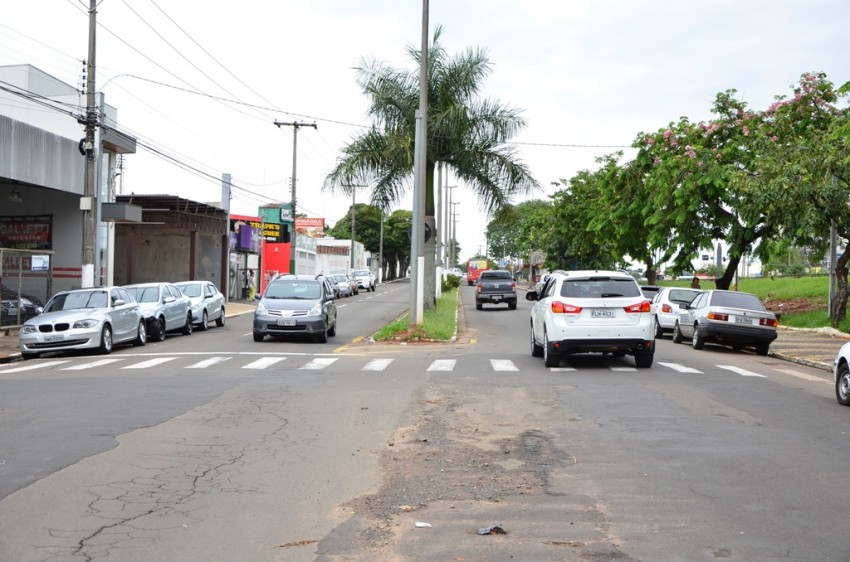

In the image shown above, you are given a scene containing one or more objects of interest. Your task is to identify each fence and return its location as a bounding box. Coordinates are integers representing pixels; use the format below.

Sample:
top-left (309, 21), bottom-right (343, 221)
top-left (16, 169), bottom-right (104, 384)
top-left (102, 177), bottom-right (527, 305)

top-left (0, 248), bottom-right (54, 328)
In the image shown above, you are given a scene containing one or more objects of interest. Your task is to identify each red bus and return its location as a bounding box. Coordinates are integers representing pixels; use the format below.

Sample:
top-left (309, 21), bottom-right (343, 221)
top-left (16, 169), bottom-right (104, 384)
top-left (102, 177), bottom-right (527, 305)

top-left (467, 259), bottom-right (489, 286)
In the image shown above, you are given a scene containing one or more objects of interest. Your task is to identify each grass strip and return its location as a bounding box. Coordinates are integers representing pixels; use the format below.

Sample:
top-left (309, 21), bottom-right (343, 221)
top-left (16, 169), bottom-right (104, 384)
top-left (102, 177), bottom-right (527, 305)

top-left (373, 287), bottom-right (459, 341)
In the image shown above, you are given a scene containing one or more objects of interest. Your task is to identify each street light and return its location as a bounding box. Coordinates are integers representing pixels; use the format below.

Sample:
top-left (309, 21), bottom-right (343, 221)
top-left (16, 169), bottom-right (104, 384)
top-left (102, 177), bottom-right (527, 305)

top-left (450, 201), bottom-right (460, 269)
top-left (444, 184), bottom-right (456, 267)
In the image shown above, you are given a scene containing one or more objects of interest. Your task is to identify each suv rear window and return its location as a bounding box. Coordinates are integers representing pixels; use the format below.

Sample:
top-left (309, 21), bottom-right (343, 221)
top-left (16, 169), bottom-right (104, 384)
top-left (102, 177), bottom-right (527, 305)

top-left (560, 277), bottom-right (641, 298)
top-left (480, 271), bottom-right (512, 280)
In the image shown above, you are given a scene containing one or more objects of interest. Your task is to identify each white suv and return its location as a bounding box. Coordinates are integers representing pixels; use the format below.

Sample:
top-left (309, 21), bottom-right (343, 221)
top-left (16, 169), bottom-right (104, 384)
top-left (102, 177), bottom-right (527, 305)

top-left (526, 270), bottom-right (655, 368)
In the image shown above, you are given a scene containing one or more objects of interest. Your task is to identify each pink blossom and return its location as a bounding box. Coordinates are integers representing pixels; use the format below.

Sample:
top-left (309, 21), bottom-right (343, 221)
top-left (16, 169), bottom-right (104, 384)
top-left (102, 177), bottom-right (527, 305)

top-left (742, 126), bottom-right (750, 136)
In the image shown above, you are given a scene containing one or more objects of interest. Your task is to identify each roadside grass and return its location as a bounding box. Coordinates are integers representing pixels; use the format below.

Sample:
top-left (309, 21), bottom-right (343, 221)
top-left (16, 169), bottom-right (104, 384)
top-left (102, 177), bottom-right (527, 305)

top-left (373, 287), bottom-right (459, 341)
top-left (656, 275), bottom-right (850, 332)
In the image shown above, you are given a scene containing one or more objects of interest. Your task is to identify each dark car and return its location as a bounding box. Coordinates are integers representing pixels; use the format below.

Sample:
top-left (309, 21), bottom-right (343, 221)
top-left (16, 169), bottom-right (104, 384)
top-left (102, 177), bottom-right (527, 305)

top-left (252, 274), bottom-right (337, 343)
top-left (672, 289), bottom-right (778, 355)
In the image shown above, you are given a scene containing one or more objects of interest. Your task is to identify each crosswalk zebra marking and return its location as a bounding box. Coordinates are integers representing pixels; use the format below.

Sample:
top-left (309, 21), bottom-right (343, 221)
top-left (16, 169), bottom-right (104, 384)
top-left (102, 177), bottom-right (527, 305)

top-left (773, 368), bottom-right (829, 383)
top-left (549, 367), bottom-right (577, 372)
top-left (62, 358), bottom-right (123, 370)
top-left (659, 362), bottom-right (704, 374)
top-left (490, 359), bottom-right (519, 371)
top-left (427, 359), bottom-right (456, 371)
top-left (610, 366), bottom-right (637, 372)
top-left (243, 357), bottom-right (287, 370)
top-left (186, 357), bottom-right (233, 369)
top-left (300, 357), bottom-right (338, 370)
top-left (717, 365), bottom-right (766, 378)
top-left (0, 360), bottom-right (70, 373)
top-left (122, 357), bottom-right (179, 369)
top-left (361, 358), bottom-right (394, 371)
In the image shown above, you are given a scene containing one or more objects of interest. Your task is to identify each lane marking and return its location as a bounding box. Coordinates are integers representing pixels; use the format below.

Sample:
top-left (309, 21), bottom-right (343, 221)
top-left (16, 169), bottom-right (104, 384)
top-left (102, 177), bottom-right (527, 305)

top-left (549, 367), bottom-right (577, 372)
top-left (362, 358), bottom-right (394, 371)
top-left (659, 362), bottom-right (704, 373)
top-left (773, 368), bottom-right (830, 383)
top-left (611, 366), bottom-right (637, 372)
top-left (62, 358), bottom-right (123, 370)
top-left (122, 357), bottom-right (179, 369)
top-left (427, 359), bottom-right (456, 371)
top-left (186, 356), bottom-right (233, 369)
top-left (717, 365), bottom-right (767, 378)
top-left (300, 357), bottom-right (338, 370)
top-left (0, 360), bottom-right (70, 373)
top-left (490, 359), bottom-right (519, 371)
top-left (243, 357), bottom-right (287, 370)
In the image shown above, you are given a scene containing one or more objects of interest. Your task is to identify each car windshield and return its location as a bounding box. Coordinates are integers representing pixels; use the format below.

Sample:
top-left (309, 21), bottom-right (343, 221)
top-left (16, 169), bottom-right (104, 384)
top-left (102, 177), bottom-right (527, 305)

top-left (560, 277), bottom-right (641, 298)
top-left (353, 270), bottom-right (369, 276)
top-left (668, 288), bottom-right (701, 305)
top-left (332, 275), bottom-right (347, 283)
top-left (45, 290), bottom-right (109, 311)
top-left (710, 291), bottom-right (766, 311)
top-left (126, 286), bottom-right (160, 303)
top-left (177, 283), bottom-right (202, 297)
top-left (265, 281), bottom-right (321, 300)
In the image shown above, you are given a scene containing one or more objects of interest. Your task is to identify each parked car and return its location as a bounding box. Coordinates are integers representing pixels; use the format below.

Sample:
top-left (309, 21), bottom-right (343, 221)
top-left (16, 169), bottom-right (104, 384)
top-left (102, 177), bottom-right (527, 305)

top-left (348, 274), bottom-right (359, 295)
top-left (834, 341), bottom-right (850, 406)
top-left (252, 274), bottom-right (337, 343)
top-left (352, 269), bottom-right (376, 292)
top-left (526, 270), bottom-right (655, 368)
top-left (640, 285), bottom-right (662, 299)
top-left (1, 296), bottom-right (42, 326)
top-left (331, 274), bottom-right (354, 297)
top-left (18, 286), bottom-right (146, 359)
top-left (174, 280), bottom-right (226, 330)
top-left (672, 289), bottom-right (778, 356)
top-left (650, 287), bottom-right (702, 338)
top-left (124, 282), bottom-right (194, 341)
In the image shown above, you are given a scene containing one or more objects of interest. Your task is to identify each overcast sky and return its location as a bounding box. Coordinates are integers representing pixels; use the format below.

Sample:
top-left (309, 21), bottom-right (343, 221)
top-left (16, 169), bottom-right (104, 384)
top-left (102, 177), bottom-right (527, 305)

top-left (2, 1), bottom-right (848, 262)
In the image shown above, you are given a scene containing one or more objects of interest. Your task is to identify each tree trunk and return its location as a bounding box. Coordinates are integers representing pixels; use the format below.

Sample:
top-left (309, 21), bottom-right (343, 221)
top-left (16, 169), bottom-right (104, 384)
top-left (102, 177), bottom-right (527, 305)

top-left (714, 256), bottom-right (742, 290)
top-left (831, 249), bottom-right (850, 328)
top-left (424, 214), bottom-right (437, 309)
top-left (644, 256), bottom-right (656, 285)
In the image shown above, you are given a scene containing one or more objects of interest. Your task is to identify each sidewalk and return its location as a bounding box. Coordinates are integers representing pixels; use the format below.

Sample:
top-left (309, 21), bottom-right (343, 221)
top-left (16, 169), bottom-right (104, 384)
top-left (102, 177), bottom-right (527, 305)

top-left (0, 300), bottom-right (257, 364)
top-left (0, 301), bottom-right (847, 371)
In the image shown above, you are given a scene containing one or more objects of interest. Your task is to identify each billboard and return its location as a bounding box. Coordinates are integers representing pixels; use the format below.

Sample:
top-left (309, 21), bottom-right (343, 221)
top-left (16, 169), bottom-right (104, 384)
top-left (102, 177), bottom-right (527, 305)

top-left (295, 217), bottom-right (325, 238)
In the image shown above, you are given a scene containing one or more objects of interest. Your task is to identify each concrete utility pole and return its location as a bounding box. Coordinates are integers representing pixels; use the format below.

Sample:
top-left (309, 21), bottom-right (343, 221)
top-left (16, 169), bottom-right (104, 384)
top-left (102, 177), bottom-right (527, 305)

top-left (345, 185), bottom-right (367, 270)
top-left (274, 120), bottom-right (316, 275)
top-left (81, 0), bottom-right (97, 287)
top-left (409, 0), bottom-right (429, 327)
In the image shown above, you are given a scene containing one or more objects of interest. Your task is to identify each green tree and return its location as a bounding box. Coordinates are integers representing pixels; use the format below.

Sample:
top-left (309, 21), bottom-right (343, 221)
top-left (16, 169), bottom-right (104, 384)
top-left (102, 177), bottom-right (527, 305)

top-left (323, 26), bottom-right (538, 309)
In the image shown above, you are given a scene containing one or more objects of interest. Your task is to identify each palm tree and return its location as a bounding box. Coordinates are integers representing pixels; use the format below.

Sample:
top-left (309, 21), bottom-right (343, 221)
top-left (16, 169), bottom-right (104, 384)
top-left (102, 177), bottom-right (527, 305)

top-left (323, 26), bottom-right (538, 307)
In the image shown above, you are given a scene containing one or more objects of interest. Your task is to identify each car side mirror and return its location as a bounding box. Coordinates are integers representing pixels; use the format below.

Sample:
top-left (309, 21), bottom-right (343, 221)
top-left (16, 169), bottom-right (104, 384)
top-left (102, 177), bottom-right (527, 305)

top-left (525, 291), bottom-right (538, 302)
top-left (113, 299), bottom-right (126, 307)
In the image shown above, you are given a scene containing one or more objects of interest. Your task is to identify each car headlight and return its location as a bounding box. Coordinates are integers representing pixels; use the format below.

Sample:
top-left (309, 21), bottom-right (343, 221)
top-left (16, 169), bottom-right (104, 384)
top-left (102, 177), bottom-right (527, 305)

top-left (255, 302), bottom-right (267, 315)
top-left (73, 319), bottom-right (100, 329)
top-left (20, 325), bottom-right (37, 334)
top-left (308, 303), bottom-right (322, 316)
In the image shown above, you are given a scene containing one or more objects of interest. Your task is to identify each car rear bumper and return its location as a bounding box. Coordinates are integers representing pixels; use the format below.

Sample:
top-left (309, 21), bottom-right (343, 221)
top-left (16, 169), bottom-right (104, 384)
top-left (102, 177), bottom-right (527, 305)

top-left (698, 323), bottom-right (778, 345)
top-left (476, 293), bottom-right (516, 304)
top-left (549, 337), bottom-right (654, 356)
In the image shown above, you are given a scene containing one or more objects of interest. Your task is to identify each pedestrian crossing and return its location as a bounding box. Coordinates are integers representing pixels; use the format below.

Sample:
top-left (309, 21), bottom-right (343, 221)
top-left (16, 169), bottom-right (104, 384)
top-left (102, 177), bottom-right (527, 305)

top-left (0, 353), bottom-right (832, 382)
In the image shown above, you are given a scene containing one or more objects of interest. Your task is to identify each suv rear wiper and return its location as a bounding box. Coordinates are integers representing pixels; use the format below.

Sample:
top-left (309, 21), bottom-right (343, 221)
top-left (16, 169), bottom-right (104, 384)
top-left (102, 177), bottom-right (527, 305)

top-left (600, 293), bottom-right (624, 298)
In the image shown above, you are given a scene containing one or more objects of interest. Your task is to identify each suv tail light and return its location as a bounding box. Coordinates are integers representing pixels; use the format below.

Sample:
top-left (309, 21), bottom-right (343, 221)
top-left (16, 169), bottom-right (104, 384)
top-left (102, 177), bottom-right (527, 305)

top-left (552, 301), bottom-right (582, 314)
top-left (624, 300), bottom-right (651, 313)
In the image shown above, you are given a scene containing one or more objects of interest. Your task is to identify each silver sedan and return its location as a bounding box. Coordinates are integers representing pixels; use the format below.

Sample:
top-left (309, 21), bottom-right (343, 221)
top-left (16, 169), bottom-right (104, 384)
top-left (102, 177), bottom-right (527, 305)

top-left (174, 280), bottom-right (226, 330)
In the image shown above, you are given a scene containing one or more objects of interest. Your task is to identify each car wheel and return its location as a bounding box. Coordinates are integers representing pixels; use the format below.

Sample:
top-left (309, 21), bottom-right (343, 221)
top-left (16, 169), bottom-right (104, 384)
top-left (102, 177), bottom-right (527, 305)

top-left (99, 324), bottom-right (114, 355)
top-left (509, 302), bottom-right (517, 310)
top-left (530, 322), bottom-right (543, 357)
top-left (253, 332), bottom-right (264, 342)
top-left (328, 320), bottom-right (336, 337)
top-left (133, 320), bottom-right (147, 346)
top-left (216, 307), bottom-right (226, 327)
top-left (836, 362), bottom-right (850, 406)
top-left (672, 322), bottom-right (684, 344)
top-left (691, 324), bottom-right (705, 350)
top-left (182, 312), bottom-right (193, 335)
top-left (635, 351), bottom-right (653, 368)
top-left (152, 317), bottom-right (166, 342)
top-left (543, 329), bottom-right (560, 368)
top-left (755, 342), bottom-right (769, 356)
top-left (476, 303), bottom-right (483, 310)
top-left (22, 352), bottom-right (39, 360)
top-left (198, 310), bottom-right (209, 331)
top-left (317, 322), bottom-right (328, 343)
top-left (654, 318), bottom-right (664, 339)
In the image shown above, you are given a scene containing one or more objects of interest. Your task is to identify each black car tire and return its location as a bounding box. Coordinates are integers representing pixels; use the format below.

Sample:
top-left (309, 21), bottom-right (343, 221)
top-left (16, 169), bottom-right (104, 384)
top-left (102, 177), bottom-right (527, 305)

top-left (691, 325), bottom-right (705, 350)
top-left (253, 332), bottom-right (264, 342)
top-left (530, 323), bottom-right (543, 357)
top-left (755, 342), bottom-right (769, 356)
top-left (476, 303), bottom-right (483, 310)
top-left (99, 324), bottom-right (114, 355)
top-left (316, 322), bottom-right (328, 343)
top-left (655, 318), bottom-right (664, 339)
top-left (182, 312), bottom-right (193, 335)
top-left (672, 322), bottom-right (684, 344)
top-left (152, 317), bottom-right (166, 342)
top-left (509, 302), bottom-right (517, 310)
top-left (22, 352), bottom-right (39, 360)
top-left (133, 320), bottom-right (147, 346)
top-left (836, 362), bottom-right (850, 406)
top-left (198, 310), bottom-right (209, 331)
top-left (543, 330), bottom-right (560, 368)
top-left (216, 308), bottom-right (225, 327)
top-left (635, 351), bottom-right (653, 368)
top-left (328, 320), bottom-right (336, 337)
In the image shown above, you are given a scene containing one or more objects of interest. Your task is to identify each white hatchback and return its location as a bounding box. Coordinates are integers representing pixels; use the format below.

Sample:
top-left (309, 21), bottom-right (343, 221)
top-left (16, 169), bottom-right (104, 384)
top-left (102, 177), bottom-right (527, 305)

top-left (526, 270), bottom-right (655, 368)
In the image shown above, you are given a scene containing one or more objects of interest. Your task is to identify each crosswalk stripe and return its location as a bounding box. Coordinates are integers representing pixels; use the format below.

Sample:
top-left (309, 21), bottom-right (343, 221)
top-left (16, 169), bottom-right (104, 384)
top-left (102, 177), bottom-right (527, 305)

top-left (773, 368), bottom-right (829, 383)
top-left (611, 366), bottom-right (637, 372)
top-left (717, 365), bottom-right (767, 378)
top-left (62, 358), bottom-right (123, 370)
top-left (300, 357), bottom-right (338, 370)
top-left (490, 359), bottom-right (518, 371)
top-left (186, 357), bottom-right (233, 369)
top-left (427, 359), bottom-right (456, 371)
top-left (362, 358), bottom-right (394, 371)
top-left (243, 357), bottom-right (287, 370)
top-left (122, 357), bottom-right (179, 369)
top-left (0, 360), bottom-right (69, 373)
top-left (549, 367), bottom-right (577, 372)
top-left (659, 362), bottom-right (704, 373)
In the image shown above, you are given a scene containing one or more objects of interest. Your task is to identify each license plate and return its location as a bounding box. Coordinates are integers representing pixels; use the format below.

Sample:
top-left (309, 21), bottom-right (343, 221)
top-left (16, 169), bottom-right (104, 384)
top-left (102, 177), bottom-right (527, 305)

top-left (591, 309), bottom-right (615, 318)
top-left (734, 316), bottom-right (751, 324)
top-left (276, 319), bottom-right (296, 327)
top-left (44, 334), bottom-right (64, 342)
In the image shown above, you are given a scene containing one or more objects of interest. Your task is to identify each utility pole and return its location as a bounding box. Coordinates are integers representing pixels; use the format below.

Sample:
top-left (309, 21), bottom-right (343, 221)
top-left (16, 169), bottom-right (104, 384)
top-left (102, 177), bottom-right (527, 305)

top-left (274, 120), bottom-right (316, 275)
top-left (81, 0), bottom-right (97, 287)
top-left (410, 0), bottom-right (429, 327)
top-left (344, 184), bottom-right (367, 270)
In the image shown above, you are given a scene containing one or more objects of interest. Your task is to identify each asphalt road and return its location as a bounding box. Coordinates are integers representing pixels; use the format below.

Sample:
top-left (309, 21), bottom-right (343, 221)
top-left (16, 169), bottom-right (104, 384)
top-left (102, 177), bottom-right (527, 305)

top-left (1, 281), bottom-right (849, 561)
